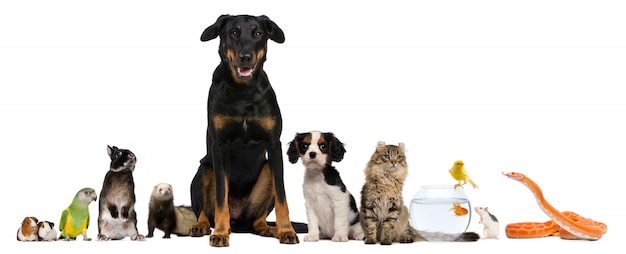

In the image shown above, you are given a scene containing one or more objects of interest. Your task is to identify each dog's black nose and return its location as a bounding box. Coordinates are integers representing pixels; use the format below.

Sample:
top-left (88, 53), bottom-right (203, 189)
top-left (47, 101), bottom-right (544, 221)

top-left (239, 53), bottom-right (253, 64)
top-left (309, 152), bottom-right (316, 159)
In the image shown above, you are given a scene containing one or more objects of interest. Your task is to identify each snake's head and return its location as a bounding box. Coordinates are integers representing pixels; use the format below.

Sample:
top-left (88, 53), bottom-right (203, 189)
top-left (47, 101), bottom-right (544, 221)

top-left (502, 171), bottom-right (524, 180)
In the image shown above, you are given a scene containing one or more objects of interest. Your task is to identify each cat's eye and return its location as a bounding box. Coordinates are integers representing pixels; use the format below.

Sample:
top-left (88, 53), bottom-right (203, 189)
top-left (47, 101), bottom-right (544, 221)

top-left (383, 154), bottom-right (390, 159)
top-left (396, 155), bottom-right (403, 160)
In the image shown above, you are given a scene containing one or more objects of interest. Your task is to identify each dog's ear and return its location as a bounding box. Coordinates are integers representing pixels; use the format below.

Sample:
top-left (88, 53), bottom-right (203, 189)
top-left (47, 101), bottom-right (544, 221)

top-left (259, 15), bottom-right (285, 44)
top-left (286, 139), bottom-right (300, 164)
top-left (327, 133), bottom-right (346, 162)
top-left (201, 14), bottom-right (230, 42)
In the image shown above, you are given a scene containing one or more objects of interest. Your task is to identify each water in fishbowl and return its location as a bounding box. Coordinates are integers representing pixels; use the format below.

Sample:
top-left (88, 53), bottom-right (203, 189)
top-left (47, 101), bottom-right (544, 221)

top-left (410, 197), bottom-right (471, 241)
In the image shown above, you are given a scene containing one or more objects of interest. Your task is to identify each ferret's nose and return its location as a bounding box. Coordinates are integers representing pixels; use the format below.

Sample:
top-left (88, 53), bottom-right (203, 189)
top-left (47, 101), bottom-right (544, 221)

top-left (309, 152), bottom-right (316, 159)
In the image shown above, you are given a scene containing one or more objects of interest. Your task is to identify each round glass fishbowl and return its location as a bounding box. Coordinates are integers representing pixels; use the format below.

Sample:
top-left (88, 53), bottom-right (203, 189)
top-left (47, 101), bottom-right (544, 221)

top-left (409, 185), bottom-right (472, 241)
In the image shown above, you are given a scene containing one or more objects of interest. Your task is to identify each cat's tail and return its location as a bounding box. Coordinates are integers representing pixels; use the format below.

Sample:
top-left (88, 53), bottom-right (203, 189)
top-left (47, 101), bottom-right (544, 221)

top-left (455, 231), bottom-right (480, 242)
top-left (415, 231), bottom-right (480, 242)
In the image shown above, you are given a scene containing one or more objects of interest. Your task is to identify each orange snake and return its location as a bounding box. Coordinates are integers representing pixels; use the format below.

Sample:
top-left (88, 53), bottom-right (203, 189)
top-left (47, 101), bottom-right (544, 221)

top-left (502, 172), bottom-right (607, 240)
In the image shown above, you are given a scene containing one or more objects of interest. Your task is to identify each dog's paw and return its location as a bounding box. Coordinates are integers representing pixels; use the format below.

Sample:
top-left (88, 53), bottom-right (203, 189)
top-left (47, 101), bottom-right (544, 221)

top-left (331, 234), bottom-right (349, 242)
top-left (352, 232), bottom-right (365, 241)
top-left (303, 234), bottom-right (319, 242)
top-left (190, 222), bottom-right (212, 237)
top-left (278, 231), bottom-right (299, 244)
top-left (210, 234), bottom-right (229, 247)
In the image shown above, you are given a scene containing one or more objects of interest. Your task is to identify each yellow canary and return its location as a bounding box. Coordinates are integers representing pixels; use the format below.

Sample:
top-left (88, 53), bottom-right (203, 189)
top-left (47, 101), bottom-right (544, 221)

top-left (448, 160), bottom-right (478, 189)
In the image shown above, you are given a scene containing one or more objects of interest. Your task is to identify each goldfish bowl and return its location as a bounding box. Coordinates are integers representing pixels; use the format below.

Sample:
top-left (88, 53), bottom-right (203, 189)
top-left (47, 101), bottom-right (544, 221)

top-left (409, 185), bottom-right (472, 241)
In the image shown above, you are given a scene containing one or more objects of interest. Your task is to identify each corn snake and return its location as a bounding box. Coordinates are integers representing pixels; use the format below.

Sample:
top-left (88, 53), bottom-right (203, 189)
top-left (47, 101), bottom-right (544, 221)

top-left (502, 172), bottom-right (607, 240)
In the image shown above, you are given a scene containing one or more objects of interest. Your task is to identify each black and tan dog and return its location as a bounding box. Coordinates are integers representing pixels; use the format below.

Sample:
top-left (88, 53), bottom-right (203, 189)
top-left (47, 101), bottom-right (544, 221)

top-left (189, 14), bottom-right (305, 247)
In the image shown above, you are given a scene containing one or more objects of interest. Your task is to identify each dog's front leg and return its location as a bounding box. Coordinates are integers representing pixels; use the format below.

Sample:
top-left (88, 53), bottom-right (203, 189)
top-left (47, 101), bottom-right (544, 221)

top-left (267, 141), bottom-right (299, 244)
top-left (210, 146), bottom-right (230, 247)
top-left (331, 197), bottom-right (350, 242)
top-left (303, 201), bottom-right (320, 242)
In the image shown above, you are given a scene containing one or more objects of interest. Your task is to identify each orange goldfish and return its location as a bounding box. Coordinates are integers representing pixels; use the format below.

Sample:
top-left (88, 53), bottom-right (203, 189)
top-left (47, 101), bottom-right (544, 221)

top-left (450, 201), bottom-right (468, 216)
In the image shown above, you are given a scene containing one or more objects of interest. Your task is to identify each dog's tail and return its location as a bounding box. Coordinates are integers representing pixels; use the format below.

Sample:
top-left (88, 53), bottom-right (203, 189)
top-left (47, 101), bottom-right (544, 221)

top-left (266, 221), bottom-right (308, 234)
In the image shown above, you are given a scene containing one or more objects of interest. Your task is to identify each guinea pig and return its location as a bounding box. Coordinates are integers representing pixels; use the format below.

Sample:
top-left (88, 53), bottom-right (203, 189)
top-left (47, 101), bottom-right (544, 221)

top-left (17, 216), bottom-right (39, 241)
top-left (38, 221), bottom-right (58, 241)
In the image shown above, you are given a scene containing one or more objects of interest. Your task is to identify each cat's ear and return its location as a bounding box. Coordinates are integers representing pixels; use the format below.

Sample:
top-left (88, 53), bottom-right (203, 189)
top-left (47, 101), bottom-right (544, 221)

top-left (376, 141), bottom-right (386, 152)
top-left (328, 133), bottom-right (346, 162)
top-left (398, 142), bottom-right (405, 152)
top-left (286, 140), bottom-right (300, 164)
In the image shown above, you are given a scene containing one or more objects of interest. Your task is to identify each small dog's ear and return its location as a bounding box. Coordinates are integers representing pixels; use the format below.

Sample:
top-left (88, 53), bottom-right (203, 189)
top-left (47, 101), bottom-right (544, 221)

top-left (201, 14), bottom-right (230, 42)
top-left (328, 133), bottom-right (346, 162)
top-left (259, 15), bottom-right (285, 43)
top-left (286, 140), bottom-right (300, 164)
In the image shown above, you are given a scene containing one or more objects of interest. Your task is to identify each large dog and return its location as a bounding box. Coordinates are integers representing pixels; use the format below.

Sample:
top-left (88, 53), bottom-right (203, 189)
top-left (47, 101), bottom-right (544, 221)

top-left (190, 14), bottom-right (304, 247)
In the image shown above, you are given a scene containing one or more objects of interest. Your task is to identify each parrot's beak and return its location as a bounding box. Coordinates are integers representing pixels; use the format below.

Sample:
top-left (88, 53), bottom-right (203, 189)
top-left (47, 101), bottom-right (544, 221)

top-left (91, 194), bottom-right (98, 202)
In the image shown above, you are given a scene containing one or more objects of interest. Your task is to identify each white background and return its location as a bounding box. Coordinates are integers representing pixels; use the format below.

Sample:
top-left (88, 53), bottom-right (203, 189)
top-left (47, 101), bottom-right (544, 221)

top-left (1, 0), bottom-right (624, 252)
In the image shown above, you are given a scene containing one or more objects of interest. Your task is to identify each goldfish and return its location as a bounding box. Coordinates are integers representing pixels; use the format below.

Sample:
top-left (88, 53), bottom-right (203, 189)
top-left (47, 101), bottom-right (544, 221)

top-left (450, 201), bottom-right (469, 217)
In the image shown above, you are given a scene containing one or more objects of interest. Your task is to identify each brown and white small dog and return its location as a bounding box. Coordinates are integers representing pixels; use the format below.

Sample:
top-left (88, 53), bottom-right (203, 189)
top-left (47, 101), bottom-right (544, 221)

top-left (17, 216), bottom-right (39, 241)
top-left (287, 131), bottom-right (364, 242)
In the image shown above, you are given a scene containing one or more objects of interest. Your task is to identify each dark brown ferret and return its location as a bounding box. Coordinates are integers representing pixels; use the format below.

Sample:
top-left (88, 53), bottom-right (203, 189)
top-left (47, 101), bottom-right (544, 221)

top-left (147, 183), bottom-right (197, 238)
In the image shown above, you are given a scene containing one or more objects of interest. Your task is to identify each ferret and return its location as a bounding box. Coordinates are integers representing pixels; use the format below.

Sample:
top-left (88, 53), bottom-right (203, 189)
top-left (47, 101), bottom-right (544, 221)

top-left (97, 145), bottom-right (145, 241)
top-left (17, 216), bottom-right (39, 241)
top-left (147, 183), bottom-right (197, 238)
top-left (475, 206), bottom-right (500, 239)
top-left (37, 221), bottom-right (58, 241)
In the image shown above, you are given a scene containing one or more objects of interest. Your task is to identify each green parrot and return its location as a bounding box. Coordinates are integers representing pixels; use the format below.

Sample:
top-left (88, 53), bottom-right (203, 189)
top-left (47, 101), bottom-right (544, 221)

top-left (59, 187), bottom-right (97, 241)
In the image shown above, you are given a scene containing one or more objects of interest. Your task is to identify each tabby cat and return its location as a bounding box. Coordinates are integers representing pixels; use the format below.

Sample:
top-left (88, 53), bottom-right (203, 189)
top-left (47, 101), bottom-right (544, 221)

top-left (359, 141), bottom-right (479, 244)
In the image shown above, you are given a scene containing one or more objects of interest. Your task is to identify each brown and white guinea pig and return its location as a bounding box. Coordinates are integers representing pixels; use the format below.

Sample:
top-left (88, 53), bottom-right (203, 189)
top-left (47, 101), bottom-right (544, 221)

top-left (17, 216), bottom-right (39, 241)
top-left (37, 221), bottom-right (58, 241)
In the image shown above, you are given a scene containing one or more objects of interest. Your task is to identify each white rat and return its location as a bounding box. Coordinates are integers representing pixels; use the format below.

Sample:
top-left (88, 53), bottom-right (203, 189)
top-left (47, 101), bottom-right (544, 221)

top-left (474, 206), bottom-right (499, 239)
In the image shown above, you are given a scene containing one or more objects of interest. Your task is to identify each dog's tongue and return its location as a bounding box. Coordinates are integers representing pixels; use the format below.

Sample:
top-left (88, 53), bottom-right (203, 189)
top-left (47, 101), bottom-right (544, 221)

top-left (238, 67), bottom-right (253, 77)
